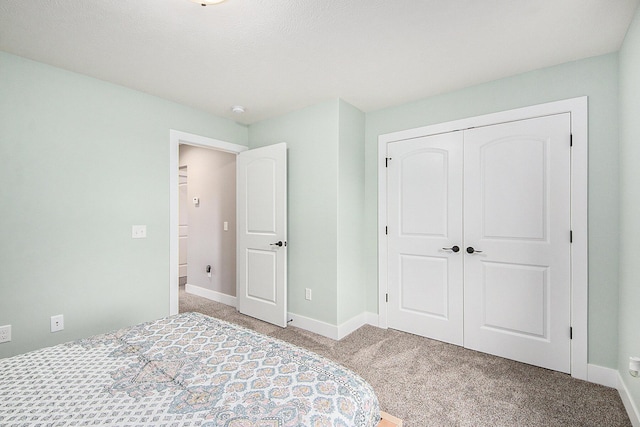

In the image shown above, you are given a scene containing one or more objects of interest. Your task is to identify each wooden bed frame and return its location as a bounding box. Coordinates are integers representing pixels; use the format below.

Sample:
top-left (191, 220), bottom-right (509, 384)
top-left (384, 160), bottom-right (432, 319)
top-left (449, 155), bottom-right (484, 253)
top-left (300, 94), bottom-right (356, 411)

top-left (379, 411), bottom-right (403, 427)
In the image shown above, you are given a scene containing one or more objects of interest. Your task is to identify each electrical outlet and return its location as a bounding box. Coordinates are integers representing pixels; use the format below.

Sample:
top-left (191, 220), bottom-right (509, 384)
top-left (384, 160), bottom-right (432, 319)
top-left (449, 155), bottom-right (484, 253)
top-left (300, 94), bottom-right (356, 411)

top-left (51, 315), bottom-right (64, 332)
top-left (0, 325), bottom-right (11, 343)
top-left (305, 288), bottom-right (312, 301)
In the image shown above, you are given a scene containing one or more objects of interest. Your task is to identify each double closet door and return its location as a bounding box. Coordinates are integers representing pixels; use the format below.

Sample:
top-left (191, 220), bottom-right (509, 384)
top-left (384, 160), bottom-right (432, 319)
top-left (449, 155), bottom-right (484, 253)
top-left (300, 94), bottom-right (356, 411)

top-left (386, 113), bottom-right (572, 373)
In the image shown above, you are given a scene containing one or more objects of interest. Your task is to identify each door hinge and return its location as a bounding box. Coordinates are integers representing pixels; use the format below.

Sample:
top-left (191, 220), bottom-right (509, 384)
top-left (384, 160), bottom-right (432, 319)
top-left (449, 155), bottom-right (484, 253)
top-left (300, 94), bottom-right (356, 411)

top-left (385, 157), bottom-right (392, 167)
top-left (385, 293), bottom-right (388, 303)
top-left (570, 230), bottom-right (573, 243)
top-left (570, 134), bottom-right (573, 147)
top-left (385, 226), bottom-right (388, 235)
top-left (570, 326), bottom-right (573, 340)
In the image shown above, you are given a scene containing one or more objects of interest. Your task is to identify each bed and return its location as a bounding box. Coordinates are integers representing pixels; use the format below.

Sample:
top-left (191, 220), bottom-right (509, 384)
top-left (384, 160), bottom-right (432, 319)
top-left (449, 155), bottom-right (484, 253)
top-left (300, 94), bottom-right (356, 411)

top-left (0, 312), bottom-right (380, 426)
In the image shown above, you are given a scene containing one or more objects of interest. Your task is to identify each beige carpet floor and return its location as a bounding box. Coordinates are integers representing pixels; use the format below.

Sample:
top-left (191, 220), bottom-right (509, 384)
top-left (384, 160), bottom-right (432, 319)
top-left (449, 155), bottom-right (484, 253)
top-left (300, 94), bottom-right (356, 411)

top-left (179, 287), bottom-right (631, 427)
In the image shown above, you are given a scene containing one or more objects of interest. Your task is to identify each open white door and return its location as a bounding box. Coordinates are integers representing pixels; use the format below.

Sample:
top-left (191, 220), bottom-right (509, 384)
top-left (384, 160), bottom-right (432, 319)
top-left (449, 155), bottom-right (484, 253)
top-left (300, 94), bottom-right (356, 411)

top-left (237, 143), bottom-right (287, 327)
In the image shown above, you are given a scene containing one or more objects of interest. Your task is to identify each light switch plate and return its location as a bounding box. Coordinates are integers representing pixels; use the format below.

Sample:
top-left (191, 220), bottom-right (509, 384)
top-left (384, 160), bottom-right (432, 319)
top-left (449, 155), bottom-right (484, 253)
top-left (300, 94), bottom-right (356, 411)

top-left (132, 225), bottom-right (147, 239)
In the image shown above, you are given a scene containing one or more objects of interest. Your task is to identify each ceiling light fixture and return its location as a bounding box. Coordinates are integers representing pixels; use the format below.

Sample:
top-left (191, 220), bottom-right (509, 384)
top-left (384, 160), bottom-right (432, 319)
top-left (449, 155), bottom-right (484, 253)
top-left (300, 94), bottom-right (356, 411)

top-left (231, 105), bottom-right (245, 114)
top-left (190, 0), bottom-right (226, 6)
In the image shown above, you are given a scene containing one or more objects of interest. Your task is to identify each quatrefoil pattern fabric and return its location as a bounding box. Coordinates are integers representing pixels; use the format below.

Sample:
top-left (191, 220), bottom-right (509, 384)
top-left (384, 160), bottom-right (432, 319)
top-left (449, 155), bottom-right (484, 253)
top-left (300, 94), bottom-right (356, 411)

top-left (0, 312), bottom-right (380, 426)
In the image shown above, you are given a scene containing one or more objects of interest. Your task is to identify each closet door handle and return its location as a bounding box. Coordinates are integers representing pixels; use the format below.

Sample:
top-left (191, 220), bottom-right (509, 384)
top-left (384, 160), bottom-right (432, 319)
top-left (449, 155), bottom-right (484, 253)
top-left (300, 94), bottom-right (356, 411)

top-left (442, 245), bottom-right (460, 253)
top-left (466, 246), bottom-right (483, 254)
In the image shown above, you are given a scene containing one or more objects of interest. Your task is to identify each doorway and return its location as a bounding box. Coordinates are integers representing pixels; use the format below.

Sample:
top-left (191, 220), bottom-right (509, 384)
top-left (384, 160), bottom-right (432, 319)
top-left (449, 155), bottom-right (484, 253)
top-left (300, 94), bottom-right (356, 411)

top-left (169, 130), bottom-right (289, 329)
top-left (169, 130), bottom-right (248, 315)
top-left (378, 98), bottom-right (588, 379)
top-left (179, 145), bottom-right (238, 305)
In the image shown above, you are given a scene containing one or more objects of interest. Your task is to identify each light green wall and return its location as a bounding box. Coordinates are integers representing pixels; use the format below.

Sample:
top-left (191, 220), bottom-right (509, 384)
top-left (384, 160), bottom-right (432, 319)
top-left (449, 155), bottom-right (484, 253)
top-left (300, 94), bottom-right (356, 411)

top-left (364, 53), bottom-right (620, 368)
top-left (0, 51), bottom-right (248, 358)
top-left (618, 3), bottom-right (640, 410)
top-left (0, 38), bottom-right (629, 379)
top-left (248, 99), bottom-right (366, 326)
top-left (337, 100), bottom-right (366, 324)
top-left (249, 101), bottom-right (340, 324)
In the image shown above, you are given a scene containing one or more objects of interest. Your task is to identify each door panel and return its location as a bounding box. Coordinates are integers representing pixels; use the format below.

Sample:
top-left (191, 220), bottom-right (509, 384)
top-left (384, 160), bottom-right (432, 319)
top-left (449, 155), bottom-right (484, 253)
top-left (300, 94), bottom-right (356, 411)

top-left (246, 249), bottom-right (277, 302)
top-left (463, 114), bottom-right (571, 373)
top-left (400, 255), bottom-right (448, 319)
top-left (481, 138), bottom-right (547, 240)
top-left (400, 151), bottom-right (449, 236)
top-left (482, 262), bottom-right (548, 338)
top-left (246, 159), bottom-right (277, 233)
top-left (237, 143), bottom-right (287, 327)
top-left (387, 132), bottom-right (464, 345)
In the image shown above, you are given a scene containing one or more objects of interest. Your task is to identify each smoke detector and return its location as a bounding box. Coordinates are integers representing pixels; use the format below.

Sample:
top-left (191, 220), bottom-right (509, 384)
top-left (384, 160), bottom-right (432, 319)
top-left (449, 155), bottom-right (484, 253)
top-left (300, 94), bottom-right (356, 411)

top-left (231, 105), bottom-right (245, 114)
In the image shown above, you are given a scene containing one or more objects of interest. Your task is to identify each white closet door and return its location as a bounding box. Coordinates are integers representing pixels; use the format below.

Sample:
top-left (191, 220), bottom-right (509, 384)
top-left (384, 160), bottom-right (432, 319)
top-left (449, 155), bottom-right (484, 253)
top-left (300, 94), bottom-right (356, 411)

top-left (463, 114), bottom-right (572, 373)
top-left (387, 132), bottom-right (464, 345)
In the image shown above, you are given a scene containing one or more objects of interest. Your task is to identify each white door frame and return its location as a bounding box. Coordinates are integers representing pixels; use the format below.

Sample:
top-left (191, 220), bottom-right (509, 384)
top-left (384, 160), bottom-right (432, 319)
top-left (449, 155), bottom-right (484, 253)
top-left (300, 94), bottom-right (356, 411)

top-left (169, 129), bottom-right (248, 315)
top-left (377, 97), bottom-right (588, 380)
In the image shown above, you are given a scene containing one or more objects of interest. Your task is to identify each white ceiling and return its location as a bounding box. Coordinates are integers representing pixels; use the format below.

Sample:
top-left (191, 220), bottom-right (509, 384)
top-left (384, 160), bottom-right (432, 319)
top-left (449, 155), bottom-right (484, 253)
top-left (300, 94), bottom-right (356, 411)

top-left (1, 0), bottom-right (638, 124)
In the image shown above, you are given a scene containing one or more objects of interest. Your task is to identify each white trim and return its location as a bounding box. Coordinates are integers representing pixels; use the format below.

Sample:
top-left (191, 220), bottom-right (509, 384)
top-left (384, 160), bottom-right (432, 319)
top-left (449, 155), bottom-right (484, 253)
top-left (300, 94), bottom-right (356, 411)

top-left (365, 311), bottom-right (379, 328)
top-left (337, 312), bottom-right (379, 339)
top-left (377, 142), bottom-right (389, 329)
top-left (618, 373), bottom-right (640, 427)
top-left (377, 97), bottom-right (588, 380)
top-left (288, 312), bottom-right (341, 340)
top-left (171, 129), bottom-right (249, 154)
top-left (288, 312), bottom-right (379, 341)
top-left (169, 129), bottom-right (248, 315)
top-left (185, 284), bottom-right (237, 308)
top-left (569, 98), bottom-right (589, 381)
top-left (587, 364), bottom-right (618, 388)
top-left (336, 313), bottom-right (366, 339)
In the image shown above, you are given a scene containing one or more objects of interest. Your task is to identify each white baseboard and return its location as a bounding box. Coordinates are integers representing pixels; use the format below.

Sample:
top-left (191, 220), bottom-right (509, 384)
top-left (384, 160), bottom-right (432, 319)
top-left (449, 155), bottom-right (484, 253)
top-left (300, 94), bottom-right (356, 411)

top-left (587, 364), bottom-right (640, 426)
top-left (365, 312), bottom-right (379, 328)
top-left (287, 311), bottom-right (379, 341)
top-left (587, 364), bottom-right (618, 388)
top-left (618, 373), bottom-right (640, 427)
top-left (287, 313), bottom-right (340, 340)
top-left (337, 312), bottom-right (373, 340)
top-left (185, 284), bottom-right (237, 308)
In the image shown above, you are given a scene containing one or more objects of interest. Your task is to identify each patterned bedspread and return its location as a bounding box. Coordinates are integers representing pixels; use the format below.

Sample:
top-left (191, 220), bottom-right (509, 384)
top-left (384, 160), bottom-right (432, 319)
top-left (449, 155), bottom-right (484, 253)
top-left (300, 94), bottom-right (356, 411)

top-left (0, 312), bottom-right (380, 426)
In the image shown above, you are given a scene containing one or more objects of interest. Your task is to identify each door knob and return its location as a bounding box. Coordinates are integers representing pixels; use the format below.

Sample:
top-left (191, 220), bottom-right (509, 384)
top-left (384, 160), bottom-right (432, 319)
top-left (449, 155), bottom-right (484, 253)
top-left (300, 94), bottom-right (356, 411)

top-left (270, 241), bottom-right (285, 247)
top-left (442, 245), bottom-right (460, 253)
top-left (466, 246), bottom-right (483, 254)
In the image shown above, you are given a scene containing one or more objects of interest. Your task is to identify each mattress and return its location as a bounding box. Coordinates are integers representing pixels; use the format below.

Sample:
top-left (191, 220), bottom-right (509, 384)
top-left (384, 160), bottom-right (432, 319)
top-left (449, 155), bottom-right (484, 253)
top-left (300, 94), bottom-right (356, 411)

top-left (0, 312), bottom-right (380, 426)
